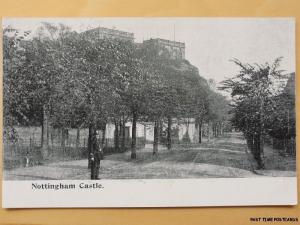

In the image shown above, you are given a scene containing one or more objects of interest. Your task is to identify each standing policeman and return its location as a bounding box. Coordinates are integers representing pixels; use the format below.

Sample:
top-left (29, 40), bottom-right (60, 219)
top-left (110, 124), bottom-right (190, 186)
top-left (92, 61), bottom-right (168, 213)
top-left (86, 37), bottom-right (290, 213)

top-left (90, 131), bottom-right (104, 180)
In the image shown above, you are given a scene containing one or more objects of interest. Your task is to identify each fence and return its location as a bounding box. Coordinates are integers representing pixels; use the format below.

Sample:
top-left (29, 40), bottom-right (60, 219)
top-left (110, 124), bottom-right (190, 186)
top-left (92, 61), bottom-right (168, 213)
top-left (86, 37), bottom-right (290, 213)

top-left (271, 137), bottom-right (296, 157)
top-left (4, 126), bottom-right (146, 170)
top-left (265, 135), bottom-right (296, 157)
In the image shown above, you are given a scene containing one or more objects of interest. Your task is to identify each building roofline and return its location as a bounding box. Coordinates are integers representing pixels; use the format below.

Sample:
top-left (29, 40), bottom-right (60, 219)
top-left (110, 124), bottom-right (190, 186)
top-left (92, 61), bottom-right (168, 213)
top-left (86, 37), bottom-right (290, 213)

top-left (82, 26), bottom-right (134, 37)
top-left (144, 38), bottom-right (185, 46)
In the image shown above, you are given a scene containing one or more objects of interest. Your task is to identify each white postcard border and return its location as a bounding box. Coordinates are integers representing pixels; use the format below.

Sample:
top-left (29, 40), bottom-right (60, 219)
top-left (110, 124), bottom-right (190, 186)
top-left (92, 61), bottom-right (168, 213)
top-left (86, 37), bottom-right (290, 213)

top-left (2, 177), bottom-right (297, 208)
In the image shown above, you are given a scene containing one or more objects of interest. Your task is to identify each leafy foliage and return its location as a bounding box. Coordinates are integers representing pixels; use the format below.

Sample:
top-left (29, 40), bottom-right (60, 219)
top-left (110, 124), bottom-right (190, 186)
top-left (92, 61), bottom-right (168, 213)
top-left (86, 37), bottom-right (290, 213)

top-left (4, 24), bottom-right (230, 158)
top-left (219, 58), bottom-right (292, 168)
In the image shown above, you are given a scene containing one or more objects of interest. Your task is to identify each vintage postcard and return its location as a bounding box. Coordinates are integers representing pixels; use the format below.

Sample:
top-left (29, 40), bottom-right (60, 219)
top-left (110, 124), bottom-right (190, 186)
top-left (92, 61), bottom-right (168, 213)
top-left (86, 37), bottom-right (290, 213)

top-left (2, 17), bottom-right (297, 208)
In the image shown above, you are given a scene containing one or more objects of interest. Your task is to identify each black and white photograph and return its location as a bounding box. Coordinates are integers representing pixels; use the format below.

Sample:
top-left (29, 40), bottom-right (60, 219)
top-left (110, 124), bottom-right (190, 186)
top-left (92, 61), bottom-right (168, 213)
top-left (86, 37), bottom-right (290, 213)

top-left (2, 18), bottom-right (297, 207)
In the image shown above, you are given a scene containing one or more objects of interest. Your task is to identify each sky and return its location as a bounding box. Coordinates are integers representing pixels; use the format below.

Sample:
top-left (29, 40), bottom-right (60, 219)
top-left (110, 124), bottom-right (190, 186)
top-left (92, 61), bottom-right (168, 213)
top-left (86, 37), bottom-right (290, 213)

top-left (3, 18), bottom-right (295, 84)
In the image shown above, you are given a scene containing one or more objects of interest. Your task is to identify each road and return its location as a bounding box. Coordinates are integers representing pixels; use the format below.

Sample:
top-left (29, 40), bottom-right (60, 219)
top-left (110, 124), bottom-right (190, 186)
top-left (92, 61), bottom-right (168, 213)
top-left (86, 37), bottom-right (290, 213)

top-left (4, 133), bottom-right (296, 180)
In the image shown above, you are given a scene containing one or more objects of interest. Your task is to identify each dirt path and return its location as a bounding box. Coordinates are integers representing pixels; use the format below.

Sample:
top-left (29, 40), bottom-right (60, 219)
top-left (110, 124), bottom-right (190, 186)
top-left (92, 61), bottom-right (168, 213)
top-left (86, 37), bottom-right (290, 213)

top-left (4, 133), bottom-right (296, 180)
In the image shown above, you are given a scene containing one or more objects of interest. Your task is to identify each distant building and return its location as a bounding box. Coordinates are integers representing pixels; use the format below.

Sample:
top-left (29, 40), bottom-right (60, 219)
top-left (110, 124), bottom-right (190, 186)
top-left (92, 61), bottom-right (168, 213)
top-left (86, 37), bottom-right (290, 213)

top-left (142, 38), bottom-right (185, 60)
top-left (104, 119), bottom-right (198, 145)
top-left (82, 27), bottom-right (134, 42)
top-left (82, 28), bottom-right (185, 60)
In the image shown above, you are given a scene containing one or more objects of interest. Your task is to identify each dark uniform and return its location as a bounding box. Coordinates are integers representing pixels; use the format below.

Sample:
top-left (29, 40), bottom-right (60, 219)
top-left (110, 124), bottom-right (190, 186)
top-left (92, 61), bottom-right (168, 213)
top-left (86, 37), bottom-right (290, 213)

top-left (90, 136), bottom-right (104, 180)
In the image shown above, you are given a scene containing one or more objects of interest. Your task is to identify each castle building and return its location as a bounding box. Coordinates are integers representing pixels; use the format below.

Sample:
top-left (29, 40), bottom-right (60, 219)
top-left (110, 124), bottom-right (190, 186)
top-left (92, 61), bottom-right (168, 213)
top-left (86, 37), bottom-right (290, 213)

top-left (142, 38), bottom-right (185, 60)
top-left (82, 28), bottom-right (185, 61)
top-left (82, 27), bottom-right (134, 42)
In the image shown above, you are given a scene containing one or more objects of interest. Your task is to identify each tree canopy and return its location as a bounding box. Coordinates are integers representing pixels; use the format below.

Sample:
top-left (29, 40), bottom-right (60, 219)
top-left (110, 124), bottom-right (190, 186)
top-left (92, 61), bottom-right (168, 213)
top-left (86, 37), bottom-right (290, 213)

top-left (4, 24), bottom-right (230, 158)
top-left (219, 58), bottom-right (292, 168)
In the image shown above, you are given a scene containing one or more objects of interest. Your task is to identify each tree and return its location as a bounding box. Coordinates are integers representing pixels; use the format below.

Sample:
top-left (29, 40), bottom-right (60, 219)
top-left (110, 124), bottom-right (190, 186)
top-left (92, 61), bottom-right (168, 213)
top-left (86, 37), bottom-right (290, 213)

top-left (136, 42), bottom-right (211, 153)
top-left (180, 67), bottom-right (210, 144)
top-left (3, 25), bottom-right (61, 157)
top-left (50, 32), bottom-right (130, 163)
top-left (108, 43), bottom-right (148, 159)
top-left (207, 90), bottom-right (230, 138)
top-left (3, 27), bottom-right (31, 142)
top-left (136, 43), bottom-right (183, 154)
top-left (265, 73), bottom-right (295, 154)
top-left (220, 58), bottom-right (286, 169)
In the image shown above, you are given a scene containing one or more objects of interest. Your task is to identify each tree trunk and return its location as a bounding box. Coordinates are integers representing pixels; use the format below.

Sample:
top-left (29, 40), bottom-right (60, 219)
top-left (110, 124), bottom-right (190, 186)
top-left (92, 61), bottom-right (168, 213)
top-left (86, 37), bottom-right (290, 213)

top-left (198, 121), bottom-right (202, 144)
top-left (246, 135), bottom-right (254, 153)
top-left (207, 121), bottom-right (211, 142)
top-left (167, 116), bottom-right (172, 150)
top-left (61, 128), bottom-right (68, 151)
top-left (257, 95), bottom-right (265, 169)
top-left (99, 123), bottom-right (105, 148)
top-left (259, 133), bottom-right (265, 165)
top-left (76, 128), bottom-right (80, 149)
top-left (252, 133), bottom-right (264, 169)
top-left (121, 120), bottom-right (126, 152)
top-left (153, 120), bottom-right (159, 155)
top-left (41, 105), bottom-right (49, 158)
top-left (131, 111), bottom-right (137, 159)
top-left (114, 121), bottom-right (120, 152)
top-left (89, 126), bottom-right (98, 180)
top-left (41, 121), bottom-right (44, 148)
top-left (87, 124), bottom-right (93, 169)
top-left (220, 123), bottom-right (224, 136)
top-left (144, 125), bottom-right (147, 147)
